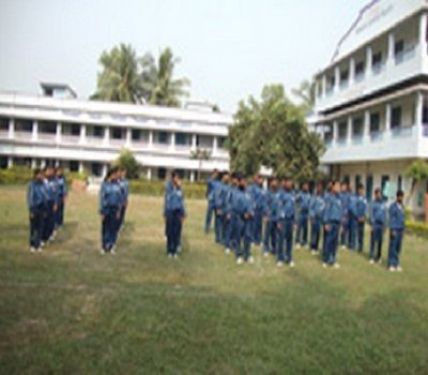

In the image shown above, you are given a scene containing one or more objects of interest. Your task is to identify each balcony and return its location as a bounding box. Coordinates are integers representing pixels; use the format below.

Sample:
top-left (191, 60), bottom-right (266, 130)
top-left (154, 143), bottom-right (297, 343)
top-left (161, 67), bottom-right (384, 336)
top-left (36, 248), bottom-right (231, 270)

top-left (61, 134), bottom-right (81, 144)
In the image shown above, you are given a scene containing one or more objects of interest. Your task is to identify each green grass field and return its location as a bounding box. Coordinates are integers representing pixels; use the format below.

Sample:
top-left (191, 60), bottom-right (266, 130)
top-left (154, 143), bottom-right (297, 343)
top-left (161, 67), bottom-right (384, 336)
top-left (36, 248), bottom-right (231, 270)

top-left (0, 186), bottom-right (427, 374)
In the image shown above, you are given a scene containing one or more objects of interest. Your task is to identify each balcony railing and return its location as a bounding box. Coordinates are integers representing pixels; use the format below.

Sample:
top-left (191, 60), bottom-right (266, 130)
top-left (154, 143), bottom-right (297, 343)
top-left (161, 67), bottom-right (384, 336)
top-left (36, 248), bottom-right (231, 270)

top-left (370, 131), bottom-right (384, 142)
top-left (110, 138), bottom-right (127, 148)
top-left (14, 131), bottom-right (32, 140)
top-left (390, 126), bottom-right (413, 137)
top-left (423, 124), bottom-right (428, 137)
top-left (130, 140), bottom-right (149, 149)
top-left (0, 130), bottom-right (9, 139)
top-left (61, 134), bottom-right (80, 144)
top-left (38, 133), bottom-right (57, 141)
top-left (337, 137), bottom-right (347, 146)
top-left (394, 45), bottom-right (416, 65)
top-left (372, 62), bottom-right (386, 75)
top-left (351, 135), bottom-right (364, 145)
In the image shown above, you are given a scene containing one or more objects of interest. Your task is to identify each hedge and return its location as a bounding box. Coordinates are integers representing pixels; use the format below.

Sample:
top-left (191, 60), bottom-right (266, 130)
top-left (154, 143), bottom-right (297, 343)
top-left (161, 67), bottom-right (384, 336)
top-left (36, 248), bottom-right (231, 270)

top-left (0, 166), bottom-right (32, 184)
top-left (129, 180), bottom-right (206, 200)
top-left (406, 220), bottom-right (428, 240)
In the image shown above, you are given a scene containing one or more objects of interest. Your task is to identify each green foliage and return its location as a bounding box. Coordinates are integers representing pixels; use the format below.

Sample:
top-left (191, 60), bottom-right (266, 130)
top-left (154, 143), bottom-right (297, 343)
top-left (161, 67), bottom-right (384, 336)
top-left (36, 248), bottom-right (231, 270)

top-left (140, 47), bottom-right (190, 107)
top-left (91, 43), bottom-right (143, 103)
top-left (114, 149), bottom-right (142, 179)
top-left (0, 166), bottom-right (32, 184)
top-left (405, 160), bottom-right (428, 181)
top-left (406, 220), bottom-right (428, 239)
top-left (292, 79), bottom-right (316, 113)
top-left (230, 84), bottom-right (325, 180)
top-left (67, 171), bottom-right (89, 182)
top-left (92, 44), bottom-right (189, 107)
top-left (129, 179), bottom-right (206, 199)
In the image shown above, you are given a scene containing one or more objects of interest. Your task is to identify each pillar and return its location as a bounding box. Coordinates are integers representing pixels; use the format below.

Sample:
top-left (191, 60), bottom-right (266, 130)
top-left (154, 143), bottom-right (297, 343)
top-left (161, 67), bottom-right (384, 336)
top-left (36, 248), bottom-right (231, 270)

top-left (102, 164), bottom-right (108, 178)
top-left (190, 170), bottom-right (195, 182)
top-left (387, 32), bottom-right (395, 65)
top-left (148, 131), bottom-right (154, 148)
top-left (170, 132), bottom-right (175, 149)
top-left (191, 134), bottom-right (197, 149)
top-left (78, 161), bottom-right (84, 173)
top-left (416, 91), bottom-right (424, 136)
top-left (322, 75), bottom-right (327, 97)
top-left (366, 46), bottom-right (373, 77)
top-left (332, 121), bottom-right (338, 146)
top-left (419, 12), bottom-right (428, 57)
top-left (347, 116), bottom-right (353, 144)
top-left (363, 110), bottom-right (370, 138)
top-left (146, 167), bottom-right (152, 181)
top-left (103, 127), bottom-right (110, 146)
top-left (8, 118), bottom-right (14, 139)
top-left (334, 66), bottom-right (340, 92)
top-left (79, 124), bottom-right (86, 144)
top-left (349, 57), bottom-right (355, 85)
top-left (385, 103), bottom-right (392, 132)
top-left (32, 120), bottom-right (38, 141)
top-left (56, 122), bottom-right (62, 143)
top-left (7, 156), bottom-right (13, 168)
top-left (213, 136), bottom-right (218, 153)
top-left (31, 159), bottom-right (37, 169)
top-left (126, 128), bottom-right (132, 147)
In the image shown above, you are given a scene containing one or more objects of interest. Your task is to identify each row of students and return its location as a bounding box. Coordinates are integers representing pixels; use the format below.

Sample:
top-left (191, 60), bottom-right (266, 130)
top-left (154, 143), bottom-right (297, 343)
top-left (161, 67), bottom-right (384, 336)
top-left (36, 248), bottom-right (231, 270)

top-left (205, 171), bottom-right (406, 271)
top-left (27, 166), bottom-right (67, 252)
top-left (99, 166), bottom-right (129, 254)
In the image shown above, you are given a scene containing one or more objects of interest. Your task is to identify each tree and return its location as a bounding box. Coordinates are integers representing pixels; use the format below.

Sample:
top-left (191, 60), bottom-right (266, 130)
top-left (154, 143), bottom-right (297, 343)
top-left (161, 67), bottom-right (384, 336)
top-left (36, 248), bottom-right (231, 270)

top-left (229, 84), bottom-right (325, 181)
top-left (91, 44), bottom-right (143, 103)
top-left (190, 148), bottom-right (212, 181)
top-left (140, 47), bottom-right (190, 107)
top-left (405, 160), bottom-right (428, 205)
top-left (115, 149), bottom-right (142, 179)
top-left (292, 79), bottom-right (316, 113)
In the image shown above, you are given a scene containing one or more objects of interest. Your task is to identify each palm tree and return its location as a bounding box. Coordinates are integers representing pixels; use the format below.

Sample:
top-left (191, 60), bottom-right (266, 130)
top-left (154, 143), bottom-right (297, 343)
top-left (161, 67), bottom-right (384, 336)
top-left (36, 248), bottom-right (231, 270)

top-left (91, 44), bottom-right (143, 103)
top-left (405, 160), bottom-right (428, 206)
top-left (140, 47), bottom-right (190, 107)
top-left (190, 148), bottom-right (212, 181)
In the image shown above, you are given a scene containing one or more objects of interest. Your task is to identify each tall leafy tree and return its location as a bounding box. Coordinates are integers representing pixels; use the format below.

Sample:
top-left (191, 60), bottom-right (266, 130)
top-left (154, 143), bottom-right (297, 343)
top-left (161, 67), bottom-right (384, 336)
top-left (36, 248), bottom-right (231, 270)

top-left (92, 44), bottom-right (143, 103)
top-left (292, 79), bottom-right (316, 113)
top-left (229, 84), bottom-right (324, 181)
top-left (140, 47), bottom-right (190, 107)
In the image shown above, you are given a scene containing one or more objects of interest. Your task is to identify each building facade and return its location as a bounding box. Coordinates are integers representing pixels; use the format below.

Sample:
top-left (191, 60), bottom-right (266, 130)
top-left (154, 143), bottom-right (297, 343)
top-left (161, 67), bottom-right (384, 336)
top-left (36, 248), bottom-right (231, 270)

top-left (0, 90), bottom-right (232, 181)
top-left (312, 0), bottom-right (428, 214)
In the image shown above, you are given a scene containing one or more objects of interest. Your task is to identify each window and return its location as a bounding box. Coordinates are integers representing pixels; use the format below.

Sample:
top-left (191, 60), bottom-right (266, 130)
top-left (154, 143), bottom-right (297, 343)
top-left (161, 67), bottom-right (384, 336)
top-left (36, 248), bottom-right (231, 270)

top-left (327, 75), bottom-right (335, 92)
top-left (91, 163), bottom-right (102, 177)
top-left (111, 128), bottom-right (123, 139)
top-left (394, 40), bottom-right (404, 56)
top-left (175, 133), bottom-right (190, 146)
top-left (70, 124), bottom-right (80, 136)
top-left (344, 175), bottom-right (350, 185)
top-left (93, 126), bottom-right (104, 137)
top-left (158, 132), bottom-right (169, 144)
top-left (381, 175), bottom-right (390, 200)
top-left (355, 61), bottom-right (365, 78)
top-left (132, 129), bottom-right (141, 140)
top-left (0, 117), bottom-right (9, 131)
top-left (69, 161), bottom-right (79, 172)
top-left (15, 119), bottom-right (33, 132)
top-left (372, 52), bottom-right (383, 71)
top-left (370, 112), bottom-right (380, 133)
top-left (340, 69), bottom-right (349, 86)
top-left (423, 106), bottom-right (428, 124)
top-left (217, 137), bottom-right (226, 149)
top-left (39, 121), bottom-right (56, 134)
top-left (391, 107), bottom-right (402, 129)
top-left (352, 117), bottom-right (363, 137)
top-left (338, 121), bottom-right (347, 139)
top-left (397, 175), bottom-right (403, 191)
top-left (157, 167), bottom-right (167, 180)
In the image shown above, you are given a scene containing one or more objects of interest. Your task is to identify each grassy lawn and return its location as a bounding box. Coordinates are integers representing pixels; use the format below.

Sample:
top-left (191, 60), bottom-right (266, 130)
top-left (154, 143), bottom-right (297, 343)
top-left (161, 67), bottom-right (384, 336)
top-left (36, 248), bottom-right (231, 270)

top-left (0, 186), bottom-right (427, 374)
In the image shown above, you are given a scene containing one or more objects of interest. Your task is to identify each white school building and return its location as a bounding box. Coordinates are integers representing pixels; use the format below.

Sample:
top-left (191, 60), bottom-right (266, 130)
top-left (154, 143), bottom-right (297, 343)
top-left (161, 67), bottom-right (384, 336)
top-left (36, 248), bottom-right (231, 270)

top-left (312, 0), bottom-right (428, 215)
top-left (0, 84), bottom-right (232, 181)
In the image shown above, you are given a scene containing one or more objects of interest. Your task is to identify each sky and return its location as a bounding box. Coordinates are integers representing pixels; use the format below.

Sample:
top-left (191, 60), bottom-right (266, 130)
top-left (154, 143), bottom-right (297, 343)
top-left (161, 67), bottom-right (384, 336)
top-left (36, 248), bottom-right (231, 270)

top-left (0, 0), bottom-right (365, 113)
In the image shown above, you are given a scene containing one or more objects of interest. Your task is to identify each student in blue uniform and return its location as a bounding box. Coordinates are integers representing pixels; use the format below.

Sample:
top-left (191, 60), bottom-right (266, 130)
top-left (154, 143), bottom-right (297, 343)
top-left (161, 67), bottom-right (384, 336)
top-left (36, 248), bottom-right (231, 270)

top-left (99, 167), bottom-right (122, 254)
top-left (213, 172), bottom-right (226, 244)
top-left (369, 188), bottom-right (387, 264)
top-left (248, 175), bottom-right (265, 246)
top-left (42, 166), bottom-right (59, 243)
top-left (387, 190), bottom-right (405, 272)
top-left (323, 180), bottom-right (342, 268)
top-left (234, 175), bottom-right (254, 265)
top-left (322, 180), bottom-right (333, 257)
top-left (309, 182), bottom-right (325, 254)
top-left (339, 182), bottom-right (351, 249)
top-left (55, 167), bottom-right (67, 229)
top-left (295, 182), bottom-right (311, 249)
top-left (118, 167), bottom-right (129, 232)
top-left (277, 177), bottom-right (296, 267)
top-left (164, 173), bottom-right (186, 258)
top-left (262, 177), bottom-right (280, 256)
top-left (204, 169), bottom-right (218, 234)
top-left (350, 184), bottom-right (367, 252)
top-left (27, 168), bottom-right (48, 252)
top-left (223, 172), bottom-right (238, 254)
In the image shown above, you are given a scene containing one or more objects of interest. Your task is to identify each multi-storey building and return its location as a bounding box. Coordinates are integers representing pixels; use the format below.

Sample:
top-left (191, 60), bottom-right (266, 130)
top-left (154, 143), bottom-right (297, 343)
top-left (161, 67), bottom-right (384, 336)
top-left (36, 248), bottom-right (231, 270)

top-left (0, 85), bottom-right (232, 181)
top-left (313, 0), bottom-right (428, 214)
